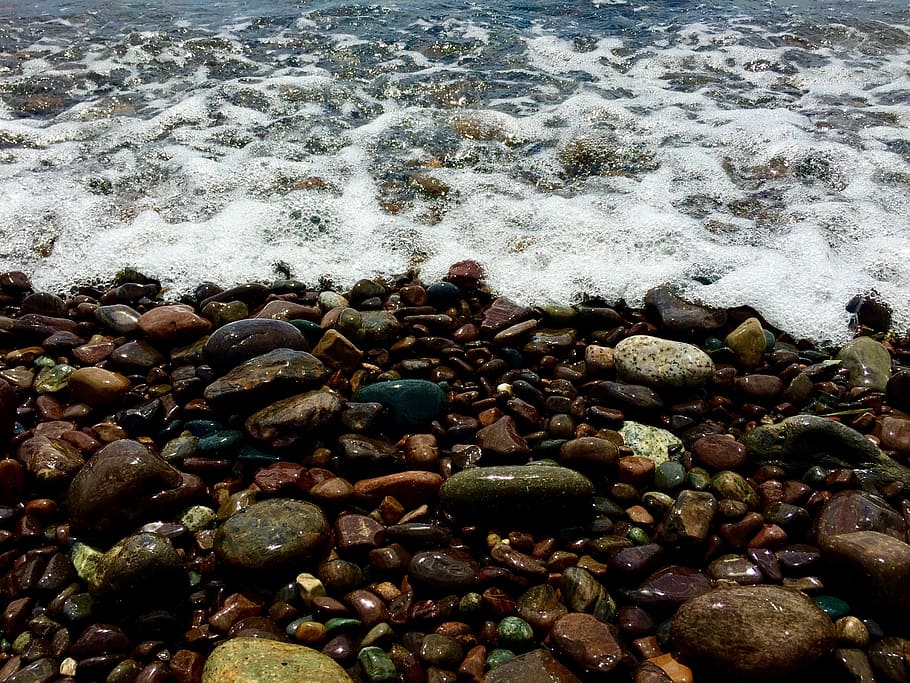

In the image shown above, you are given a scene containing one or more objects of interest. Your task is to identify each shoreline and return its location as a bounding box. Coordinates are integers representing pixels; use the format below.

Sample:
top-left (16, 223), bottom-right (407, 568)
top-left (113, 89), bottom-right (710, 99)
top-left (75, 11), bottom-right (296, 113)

top-left (0, 260), bottom-right (909, 682)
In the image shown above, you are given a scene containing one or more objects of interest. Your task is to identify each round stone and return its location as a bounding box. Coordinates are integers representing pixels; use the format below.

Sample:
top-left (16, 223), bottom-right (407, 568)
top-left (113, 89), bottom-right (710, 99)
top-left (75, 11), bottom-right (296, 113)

top-left (614, 335), bottom-right (715, 388)
top-left (671, 585), bottom-right (835, 680)
top-left (214, 499), bottom-right (329, 573)
top-left (138, 304), bottom-right (212, 343)
top-left (203, 349), bottom-right (328, 408)
top-left (67, 367), bottom-right (131, 407)
top-left (351, 380), bottom-right (447, 429)
top-left (204, 319), bottom-right (308, 371)
top-left (89, 532), bottom-right (186, 608)
top-left (203, 637), bottom-right (352, 683)
top-left (837, 336), bottom-right (892, 391)
top-left (692, 434), bottom-right (746, 470)
top-left (618, 422), bottom-right (682, 465)
top-left (439, 465), bottom-right (594, 527)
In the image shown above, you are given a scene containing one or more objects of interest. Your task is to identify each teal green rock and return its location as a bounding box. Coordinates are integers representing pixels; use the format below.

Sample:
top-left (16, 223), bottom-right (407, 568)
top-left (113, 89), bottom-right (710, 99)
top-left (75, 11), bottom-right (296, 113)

top-left (654, 461), bottom-right (686, 491)
top-left (439, 465), bottom-right (594, 527)
top-left (203, 349), bottom-right (329, 407)
top-left (486, 649), bottom-right (515, 670)
top-left (324, 617), bottom-right (362, 637)
top-left (744, 414), bottom-right (910, 488)
top-left (358, 647), bottom-right (397, 682)
top-left (619, 422), bottom-right (683, 465)
top-left (203, 637), bottom-right (352, 683)
top-left (214, 498), bottom-right (328, 573)
top-left (687, 466), bottom-right (712, 490)
top-left (711, 471), bottom-right (759, 509)
top-left (196, 430), bottom-right (244, 455)
top-left (814, 595), bottom-right (850, 620)
top-left (614, 335), bottom-right (715, 388)
top-left (628, 527), bottom-right (650, 545)
top-left (837, 336), bottom-right (892, 391)
top-left (497, 617), bottom-right (534, 651)
top-left (725, 317), bottom-right (767, 369)
top-left (352, 379), bottom-right (447, 428)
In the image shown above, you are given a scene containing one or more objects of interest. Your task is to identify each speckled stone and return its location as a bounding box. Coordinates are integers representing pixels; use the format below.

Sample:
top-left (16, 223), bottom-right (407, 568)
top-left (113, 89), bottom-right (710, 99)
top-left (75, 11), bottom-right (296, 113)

top-left (725, 317), bottom-right (767, 369)
top-left (548, 612), bottom-right (623, 674)
top-left (439, 465), bottom-right (594, 527)
top-left (214, 499), bottom-right (329, 573)
top-left (17, 435), bottom-right (84, 486)
top-left (811, 490), bottom-right (906, 543)
top-left (614, 335), bottom-right (715, 389)
top-left (672, 585), bottom-right (835, 681)
top-left (94, 304), bottom-right (142, 335)
top-left (203, 349), bottom-right (328, 407)
top-left (619, 422), bottom-right (683, 466)
top-left (819, 531), bottom-right (910, 614)
top-left (202, 637), bottom-right (352, 683)
top-left (837, 336), bottom-right (892, 391)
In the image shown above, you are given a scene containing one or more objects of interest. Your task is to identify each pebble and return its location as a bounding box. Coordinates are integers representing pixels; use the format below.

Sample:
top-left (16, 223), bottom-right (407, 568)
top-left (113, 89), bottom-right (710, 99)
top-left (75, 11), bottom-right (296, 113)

top-left (692, 434), bottom-right (746, 469)
top-left (312, 329), bottom-right (364, 371)
top-left (351, 379), bottom-right (447, 429)
top-left (656, 490), bottom-right (717, 543)
top-left (548, 612), bottom-right (623, 674)
top-left (484, 648), bottom-right (580, 683)
top-left (203, 318), bottom-right (308, 370)
top-left (202, 637), bottom-right (352, 682)
top-left (93, 304), bottom-right (141, 335)
top-left (819, 530), bottom-right (910, 613)
top-left (214, 499), bottom-right (329, 572)
top-left (439, 464), bottom-right (594, 527)
top-left (614, 335), bottom-right (715, 388)
top-left (644, 286), bottom-right (727, 333)
top-left (475, 415), bottom-right (530, 460)
top-left (88, 532), bottom-right (186, 607)
top-left (671, 585), bottom-right (835, 680)
top-left (725, 317), bottom-right (767, 369)
top-left (203, 349), bottom-right (328, 407)
top-left (66, 367), bottom-right (131, 407)
top-left (138, 304), bottom-right (212, 343)
top-left (245, 390), bottom-right (342, 447)
top-left (811, 490), bottom-right (906, 543)
top-left (837, 336), bottom-right (892, 391)
top-left (619, 422), bottom-right (683, 465)
top-left (17, 434), bottom-right (84, 486)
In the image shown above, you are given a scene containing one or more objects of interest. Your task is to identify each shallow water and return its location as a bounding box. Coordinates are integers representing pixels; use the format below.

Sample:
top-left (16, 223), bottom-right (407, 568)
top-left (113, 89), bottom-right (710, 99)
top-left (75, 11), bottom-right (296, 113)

top-left (0, 0), bottom-right (907, 344)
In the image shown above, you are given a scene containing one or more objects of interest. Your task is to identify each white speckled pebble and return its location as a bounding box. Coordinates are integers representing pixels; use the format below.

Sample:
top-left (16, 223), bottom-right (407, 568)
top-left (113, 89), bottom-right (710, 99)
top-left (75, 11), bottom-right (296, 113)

top-left (614, 335), bottom-right (714, 388)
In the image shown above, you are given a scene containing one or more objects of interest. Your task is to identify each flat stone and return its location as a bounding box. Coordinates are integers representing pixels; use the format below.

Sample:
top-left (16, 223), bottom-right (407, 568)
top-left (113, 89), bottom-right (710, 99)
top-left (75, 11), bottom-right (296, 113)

top-left (548, 612), bottom-right (623, 674)
top-left (214, 499), bottom-right (329, 573)
top-left (692, 434), bottom-right (746, 469)
top-left (245, 390), bottom-right (341, 448)
top-left (203, 349), bottom-right (328, 407)
top-left (484, 648), bottom-right (580, 683)
top-left (352, 380), bottom-right (446, 429)
top-left (644, 286), bottom-right (727, 334)
top-left (516, 584), bottom-right (568, 632)
top-left (204, 319), bottom-right (308, 371)
top-left (203, 637), bottom-right (352, 683)
top-left (66, 367), bottom-right (131, 407)
top-left (357, 311), bottom-right (401, 348)
top-left (671, 585), bottom-right (835, 680)
top-left (819, 531), bottom-right (910, 614)
top-left (481, 298), bottom-right (535, 335)
top-left (109, 340), bottom-right (165, 370)
top-left (138, 304), bottom-right (211, 343)
top-left (559, 437), bottom-right (618, 472)
top-left (880, 416), bottom-right (910, 453)
top-left (614, 335), bottom-right (715, 389)
top-left (625, 566), bottom-right (712, 608)
top-left (408, 549), bottom-right (481, 592)
top-left (725, 317), bottom-right (767, 369)
top-left (619, 422), bottom-right (682, 465)
top-left (837, 336), bottom-right (892, 391)
top-left (68, 439), bottom-right (201, 536)
top-left (439, 465), bottom-right (594, 527)
top-left (352, 471), bottom-right (443, 509)
top-left (592, 381), bottom-right (664, 411)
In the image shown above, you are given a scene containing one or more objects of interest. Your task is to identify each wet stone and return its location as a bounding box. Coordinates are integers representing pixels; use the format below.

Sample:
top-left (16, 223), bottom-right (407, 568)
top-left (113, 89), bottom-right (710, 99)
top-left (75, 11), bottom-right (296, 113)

top-left (439, 465), bottom-right (594, 527)
top-left (593, 380), bottom-right (664, 411)
top-left (516, 584), bottom-right (568, 632)
top-left (138, 304), bottom-right (212, 343)
top-left (619, 422), bottom-right (682, 465)
top-left (110, 340), bottom-right (165, 370)
top-left (203, 318), bottom-right (309, 371)
top-left (204, 349), bottom-right (328, 407)
top-left (352, 379), bottom-right (446, 429)
top-left (17, 435), bottom-right (84, 487)
top-left (811, 490), bottom-right (906, 543)
top-left (89, 532), bottom-right (186, 608)
top-left (202, 637), bottom-right (352, 683)
top-left (656, 490), bottom-right (717, 543)
top-left (819, 531), bottom-right (910, 614)
top-left (711, 470), bottom-right (759, 509)
top-left (475, 416), bottom-right (529, 460)
top-left (66, 367), bottom-right (131, 407)
top-left (559, 436), bottom-right (618, 472)
top-left (671, 585), bottom-right (835, 681)
top-left (879, 416), bottom-right (910, 452)
top-left (707, 554), bottom-right (763, 584)
top-left (312, 329), bottom-right (364, 372)
top-left (245, 390), bottom-right (342, 448)
top-left (725, 317), bottom-right (767, 369)
top-left (837, 336), bottom-right (892, 391)
top-left (560, 567), bottom-right (615, 621)
top-left (692, 434), bottom-right (746, 470)
top-left (644, 286), bottom-right (727, 334)
top-left (626, 566), bottom-right (712, 609)
top-left (485, 648), bottom-right (580, 683)
top-left (614, 335), bottom-right (715, 389)
top-left (548, 612), bottom-right (623, 675)
top-left (214, 499), bottom-right (329, 573)
top-left (409, 549), bottom-right (481, 592)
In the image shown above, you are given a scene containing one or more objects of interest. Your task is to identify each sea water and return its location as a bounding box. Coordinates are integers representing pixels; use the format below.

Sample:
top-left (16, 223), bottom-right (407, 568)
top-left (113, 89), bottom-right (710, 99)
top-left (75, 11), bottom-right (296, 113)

top-left (0, 0), bottom-right (907, 344)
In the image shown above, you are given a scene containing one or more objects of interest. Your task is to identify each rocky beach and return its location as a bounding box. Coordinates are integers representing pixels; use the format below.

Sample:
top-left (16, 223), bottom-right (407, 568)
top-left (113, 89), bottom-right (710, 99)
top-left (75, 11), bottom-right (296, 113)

top-left (0, 260), bottom-right (908, 682)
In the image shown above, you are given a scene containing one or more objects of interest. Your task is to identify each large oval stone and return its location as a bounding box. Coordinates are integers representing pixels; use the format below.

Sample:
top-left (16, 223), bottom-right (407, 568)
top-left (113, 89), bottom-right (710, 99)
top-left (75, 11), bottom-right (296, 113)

top-left (203, 319), bottom-right (308, 371)
top-left (214, 499), bottom-right (329, 573)
top-left (811, 490), bottom-right (905, 543)
top-left (671, 585), bottom-right (835, 680)
top-left (439, 465), bottom-right (594, 527)
top-left (138, 304), bottom-right (212, 343)
top-left (203, 349), bottom-right (327, 408)
top-left (819, 531), bottom-right (910, 614)
top-left (837, 336), bottom-right (892, 391)
top-left (68, 439), bottom-right (201, 536)
top-left (614, 335), bottom-right (715, 388)
top-left (351, 380), bottom-right (446, 428)
top-left (203, 637), bottom-right (352, 683)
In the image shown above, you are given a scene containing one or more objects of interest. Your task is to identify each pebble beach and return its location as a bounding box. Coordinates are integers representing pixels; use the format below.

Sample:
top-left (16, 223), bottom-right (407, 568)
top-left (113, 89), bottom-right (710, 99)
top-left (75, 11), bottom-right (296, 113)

top-left (0, 260), bottom-right (909, 682)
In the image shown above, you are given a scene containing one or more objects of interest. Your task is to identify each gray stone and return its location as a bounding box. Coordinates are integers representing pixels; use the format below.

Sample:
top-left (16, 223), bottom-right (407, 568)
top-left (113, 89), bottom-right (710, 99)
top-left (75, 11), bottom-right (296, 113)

top-left (837, 336), bottom-right (892, 391)
top-left (619, 422), bottom-right (683, 466)
top-left (614, 335), bottom-right (714, 388)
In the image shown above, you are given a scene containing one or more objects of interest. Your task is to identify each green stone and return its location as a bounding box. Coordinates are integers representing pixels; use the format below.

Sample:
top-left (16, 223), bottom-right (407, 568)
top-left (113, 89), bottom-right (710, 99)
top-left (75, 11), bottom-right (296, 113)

top-left (180, 505), bottom-right (216, 532)
top-left (358, 647), bottom-right (397, 682)
top-left (34, 364), bottom-right (76, 393)
top-left (161, 433), bottom-right (198, 462)
top-left (687, 467), bottom-right (712, 491)
top-left (336, 307), bottom-right (362, 338)
top-left (560, 566), bottom-right (616, 622)
top-left (837, 336), bottom-right (892, 391)
top-left (106, 659), bottom-right (142, 683)
top-left (352, 379), bottom-right (447, 428)
top-left (628, 527), bottom-right (650, 545)
top-left (61, 593), bottom-right (93, 622)
top-left (814, 595), bottom-right (850, 620)
top-left (497, 617), bottom-right (534, 651)
top-left (642, 491), bottom-right (675, 514)
top-left (486, 649), bottom-right (515, 670)
top-left (324, 617), bottom-right (362, 637)
top-left (358, 311), bottom-right (402, 347)
top-left (360, 623), bottom-right (395, 648)
top-left (185, 419), bottom-right (220, 436)
top-left (290, 319), bottom-right (324, 343)
top-left (33, 355), bottom-right (56, 368)
top-left (236, 445), bottom-right (280, 466)
top-left (459, 592), bottom-right (483, 616)
top-left (711, 470), bottom-right (759, 509)
top-left (196, 430), bottom-right (244, 455)
top-left (203, 637), bottom-right (352, 683)
top-left (704, 336), bottom-right (724, 350)
top-left (725, 317), bottom-right (767, 368)
top-left (803, 465), bottom-right (829, 487)
top-left (654, 461), bottom-right (686, 491)
top-left (439, 465), bottom-right (594, 527)
top-left (318, 291), bottom-right (349, 311)
top-left (70, 542), bottom-right (103, 584)
top-left (619, 422), bottom-right (683, 465)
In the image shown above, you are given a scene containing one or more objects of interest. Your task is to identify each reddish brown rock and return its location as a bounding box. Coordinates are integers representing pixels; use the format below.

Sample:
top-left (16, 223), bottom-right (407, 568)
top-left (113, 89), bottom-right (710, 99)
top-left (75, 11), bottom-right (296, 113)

top-left (352, 471), bottom-right (443, 509)
top-left (476, 416), bottom-right (529, 460)
top-left (692, 434), bottom-right (746, 470)
top-left (138, 304), bottom-right (212, 343)
top-left (548, 613), bottom-right (623, 674)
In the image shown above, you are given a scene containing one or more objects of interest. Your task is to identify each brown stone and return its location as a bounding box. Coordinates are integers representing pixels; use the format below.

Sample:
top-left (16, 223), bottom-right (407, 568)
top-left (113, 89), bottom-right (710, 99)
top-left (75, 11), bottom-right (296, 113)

top-left (352, 471), bottom-right (443, 509)
top-left (484, 648), bottom-right (580, 683)
top-left (475, 416), bottom-right (529, 460)
top-left (548, 613), bottom-right (623, 674)
top-left (138, 304), bottom-right (211, 343)
top-left (312, 329), bottom-right (363, 372)
top-left (820, 530), bottom-right (910, 614)
top-left (692, 434), bottom-right (746, 470)
top-left (67, 367), bottom-right (131, 407)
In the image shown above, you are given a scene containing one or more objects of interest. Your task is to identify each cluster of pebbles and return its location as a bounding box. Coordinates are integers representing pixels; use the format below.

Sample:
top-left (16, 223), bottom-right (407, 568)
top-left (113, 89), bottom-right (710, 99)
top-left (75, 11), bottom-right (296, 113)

top-left (1, 261), bottom-right (910, 683)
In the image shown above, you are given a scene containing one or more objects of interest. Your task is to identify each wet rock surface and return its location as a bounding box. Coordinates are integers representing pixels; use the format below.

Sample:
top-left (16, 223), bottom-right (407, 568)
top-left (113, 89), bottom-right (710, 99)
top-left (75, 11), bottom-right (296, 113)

top-left (0, 266), bottom-right (908, 682)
